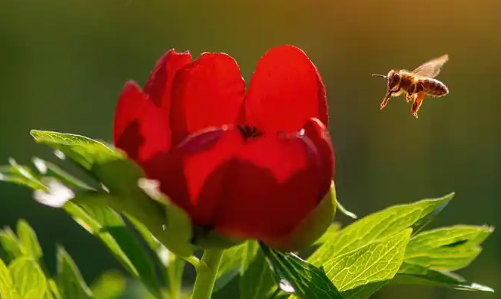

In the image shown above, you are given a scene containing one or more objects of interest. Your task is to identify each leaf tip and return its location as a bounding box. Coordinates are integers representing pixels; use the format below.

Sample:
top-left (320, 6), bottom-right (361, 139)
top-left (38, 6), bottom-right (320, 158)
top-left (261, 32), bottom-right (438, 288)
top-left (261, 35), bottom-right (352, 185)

top-left (30, 129), bottom-right (41, 140)
top-left (470, 283), bottom-right (495, 292)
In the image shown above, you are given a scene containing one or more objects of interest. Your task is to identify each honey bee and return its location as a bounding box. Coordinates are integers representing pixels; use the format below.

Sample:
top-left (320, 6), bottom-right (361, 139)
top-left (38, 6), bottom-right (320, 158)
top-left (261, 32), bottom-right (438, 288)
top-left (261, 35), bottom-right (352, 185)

top-left (372, 54), bottom-right (450, 118)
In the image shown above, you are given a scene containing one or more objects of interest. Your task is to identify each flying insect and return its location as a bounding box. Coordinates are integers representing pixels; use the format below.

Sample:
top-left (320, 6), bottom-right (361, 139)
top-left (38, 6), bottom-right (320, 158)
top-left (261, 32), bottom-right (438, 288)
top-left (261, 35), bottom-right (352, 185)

top-left (372, 54), bottom-right (449, 118)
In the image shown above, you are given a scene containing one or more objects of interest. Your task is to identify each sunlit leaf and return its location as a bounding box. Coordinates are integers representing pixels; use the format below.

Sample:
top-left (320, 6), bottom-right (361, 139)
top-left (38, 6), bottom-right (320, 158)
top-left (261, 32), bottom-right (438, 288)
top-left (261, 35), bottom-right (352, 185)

top-left (47, 279), bottom-right (61, 299)
top-left (0, 161), bottom-right (48, 192)
top-left (404, 225), bottom-right (494, 271)
top-left (56, 246), bottom-right (93, 299)
top-left (0, 257), bottom-right (22, 299)
top-left (32, 158), bottom-right (93, 191)
top-left (9, 257), bottom-right (47, 299)
top-left (322, 229), bottom-right (412, 299)
top-left (394, 262), bottom-right (494, 292)
top-left (16, 220), bottom-right (43, 262)
top-left (309, 193), bottom-right (453, 265)
top-left (91, 271), bottom-right (126, 299)
top-left (63, 197), bottom-right (162, 299)
top-left (260, 245), bottom-right (343, 299)
top-left (214, 243), bottom-right (246, 293)
top-left (240, 241), bottom-right (276, 299)
top-left (30, 130), bottom-right (122, 172)
top-left (312, 223), bottom-right (341, 246)
top-left (30, 130), bottom-right (194, 258)
top-left (0, 228), bottom-right (23, 263)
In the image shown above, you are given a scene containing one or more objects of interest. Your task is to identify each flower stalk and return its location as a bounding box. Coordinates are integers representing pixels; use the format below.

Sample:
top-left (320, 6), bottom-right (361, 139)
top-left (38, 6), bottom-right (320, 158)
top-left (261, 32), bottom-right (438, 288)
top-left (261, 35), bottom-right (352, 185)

top-left (191, 249), bottom-right (224, 299)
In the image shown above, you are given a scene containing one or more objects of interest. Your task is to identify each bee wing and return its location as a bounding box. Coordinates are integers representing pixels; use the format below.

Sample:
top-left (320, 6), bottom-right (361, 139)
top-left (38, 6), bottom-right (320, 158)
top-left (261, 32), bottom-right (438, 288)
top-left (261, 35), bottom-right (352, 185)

top-left (411, 54), bottom-right (449, 78)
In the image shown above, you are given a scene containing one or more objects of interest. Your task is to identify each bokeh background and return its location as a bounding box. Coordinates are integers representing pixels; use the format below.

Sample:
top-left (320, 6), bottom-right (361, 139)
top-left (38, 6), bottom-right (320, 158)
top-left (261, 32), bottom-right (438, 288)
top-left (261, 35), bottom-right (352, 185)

top-left (1, 0), bottom-right (500, 298)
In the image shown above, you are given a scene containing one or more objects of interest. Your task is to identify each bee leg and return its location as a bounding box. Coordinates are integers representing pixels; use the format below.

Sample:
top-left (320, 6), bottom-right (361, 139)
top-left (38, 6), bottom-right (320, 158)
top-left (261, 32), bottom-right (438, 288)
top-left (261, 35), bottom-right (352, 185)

top-left (411, 92), bottom-right (426, 118)
top-left (405, 94), bottom-right (416, 103)
top-left (380, 92), bottom-right (392, 110)
top-left (380, 98), bottom-right (390, 110)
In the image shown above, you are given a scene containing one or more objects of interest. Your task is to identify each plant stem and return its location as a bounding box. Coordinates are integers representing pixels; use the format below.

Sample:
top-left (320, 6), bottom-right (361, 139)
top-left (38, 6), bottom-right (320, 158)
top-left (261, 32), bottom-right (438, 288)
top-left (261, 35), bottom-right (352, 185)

top-left (191, 249), bottom-right (224, 299)
top-left (167, 254), bottom-right (185, 299)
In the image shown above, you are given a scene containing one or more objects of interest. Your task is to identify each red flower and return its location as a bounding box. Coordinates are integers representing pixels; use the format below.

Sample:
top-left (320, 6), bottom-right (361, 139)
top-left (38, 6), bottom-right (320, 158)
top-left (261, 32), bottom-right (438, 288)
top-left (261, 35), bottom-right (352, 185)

top-left (113, 45), bottom-right (335, 250)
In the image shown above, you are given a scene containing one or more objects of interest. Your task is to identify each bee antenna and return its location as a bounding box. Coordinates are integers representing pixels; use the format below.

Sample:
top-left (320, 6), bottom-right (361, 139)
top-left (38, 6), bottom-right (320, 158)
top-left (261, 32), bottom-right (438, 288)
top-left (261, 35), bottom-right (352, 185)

top-left (371, 74), bottom-right (387, 79)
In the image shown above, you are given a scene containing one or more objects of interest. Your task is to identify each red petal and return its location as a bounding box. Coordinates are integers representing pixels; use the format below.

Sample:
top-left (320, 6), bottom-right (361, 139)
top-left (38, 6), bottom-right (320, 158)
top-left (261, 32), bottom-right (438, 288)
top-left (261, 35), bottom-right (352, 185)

top-left (169, 53), bottom-right (246, 146)
top-left (301, 117), bottom-right (335, 197)
top-left (213, 129), bottom-right (328, 241)
top-left (146, 126), bottom-right (243, 226)
top-left (244, 45), bottom-right (329, 133)
top-left (143, 49), bottom-right (192, 109)
top-left (113, 81), bottom-right (170, 163)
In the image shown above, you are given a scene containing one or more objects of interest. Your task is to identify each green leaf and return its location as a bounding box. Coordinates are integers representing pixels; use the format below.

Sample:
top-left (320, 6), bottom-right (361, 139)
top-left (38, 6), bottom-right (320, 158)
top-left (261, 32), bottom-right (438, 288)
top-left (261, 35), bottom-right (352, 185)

top-left (0, 160), bottom-right (48, 192)
top-left (9, 257), bottom-right (47, 299)
top-left (0, 228), bottom-right (24, 263)
top-left (309, 193), bottom-right (453, 265)
top-left (90, 271), bottom-right (126, 299)
top-left (322, 229), bottom-right (412, 299)
top-left (31, 158), bottom-right (93, 191)
top-left (260, 245), bottom-right (343, 299)
top-left (214, 243), bottom-right (246, 292)
top-left (56, 246), bottom-right (93, 299)
top-left (312, 223), bottom-right (341, 246)
top-left (16, 220), bottom-right (43, 261)
top-left (124, 214), bottom-right (161, 252)
top-left (30, 131), bottom-right (122, 172)
top-left (240, 241), bottom-right (276, 299)
top-left (63, 197), bottom-right (162, 299)
top-left (403, 225), bottom-right (494, 271)
top-left (0, 257), bottom-right (22, 299)
top-left (394, 262), bottom-right (494, 292)
top-left (47, 279), bottom-right (62, 299)
top-left (30, 130), bottom-right (194, 258)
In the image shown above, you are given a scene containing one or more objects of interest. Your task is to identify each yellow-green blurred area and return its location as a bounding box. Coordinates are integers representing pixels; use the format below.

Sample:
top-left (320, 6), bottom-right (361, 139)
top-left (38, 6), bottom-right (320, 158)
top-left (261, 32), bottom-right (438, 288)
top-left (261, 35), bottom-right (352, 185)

top-left (1, 0), bottom-right (500, 298)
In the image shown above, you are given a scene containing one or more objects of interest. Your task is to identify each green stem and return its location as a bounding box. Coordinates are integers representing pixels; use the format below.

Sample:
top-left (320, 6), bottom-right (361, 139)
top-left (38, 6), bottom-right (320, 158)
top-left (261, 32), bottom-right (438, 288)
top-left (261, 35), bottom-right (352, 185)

top-left (167, 254), bottom-right (185, 299)
top-left (191, 249), bottom-right (224, 299)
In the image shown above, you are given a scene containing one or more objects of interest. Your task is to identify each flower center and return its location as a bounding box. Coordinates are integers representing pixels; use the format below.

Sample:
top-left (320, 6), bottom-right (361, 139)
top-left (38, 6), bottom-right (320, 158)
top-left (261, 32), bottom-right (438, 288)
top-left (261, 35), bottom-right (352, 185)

top-left (237, 125), bottom-right (262, 140)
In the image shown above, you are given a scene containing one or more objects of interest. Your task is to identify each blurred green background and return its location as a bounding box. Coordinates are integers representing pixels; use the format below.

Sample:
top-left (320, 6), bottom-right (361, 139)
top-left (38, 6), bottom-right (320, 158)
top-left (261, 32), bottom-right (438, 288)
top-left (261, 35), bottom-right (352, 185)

top-left (1, 0), bottom-right (500, 298)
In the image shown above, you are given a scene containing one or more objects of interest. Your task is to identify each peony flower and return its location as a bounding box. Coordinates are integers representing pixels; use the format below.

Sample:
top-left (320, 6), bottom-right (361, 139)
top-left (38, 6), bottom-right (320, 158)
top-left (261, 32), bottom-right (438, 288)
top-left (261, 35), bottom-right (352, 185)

top-left (113, 45), bottom-right (336, 251)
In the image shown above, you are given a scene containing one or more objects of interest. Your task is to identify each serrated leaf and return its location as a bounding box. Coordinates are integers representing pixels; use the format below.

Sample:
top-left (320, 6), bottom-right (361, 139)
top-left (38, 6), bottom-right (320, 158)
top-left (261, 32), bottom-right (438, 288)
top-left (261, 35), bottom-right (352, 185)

top-left (240, 241), bottom-right (276, 299)
top-left (404, 225), bottom-right (493, 271)
top-left (0, 228), bottom-right (24, 263)
top-left (56, 246), bottom-right (93, 299)
top-left (0, 160), bottom-right (164, 298)
top-left (30, 131), bottom-right (122, 172)
top-left (309, 193), bottom-right (453, 265)
top-left (9, 257), bottom-right (47, 299)
top-left (30, 130), bottom-right (194, 258)
top-left (0, 257), bottom-right (22, 299)
top-left (91, 271), bottom-right (126, 299)
top-left (394, 262), bottom-right (494, 292)
top-left (214, 243), bottom-right (247, 293)
top-left (322, 229), bottom-right (412, 299)
top-left (63, 197), bottom-right (162, 299)
top-left (260, 245), bottom-right (343, 299)
top-left (16, 220), bottom-right (43, 261)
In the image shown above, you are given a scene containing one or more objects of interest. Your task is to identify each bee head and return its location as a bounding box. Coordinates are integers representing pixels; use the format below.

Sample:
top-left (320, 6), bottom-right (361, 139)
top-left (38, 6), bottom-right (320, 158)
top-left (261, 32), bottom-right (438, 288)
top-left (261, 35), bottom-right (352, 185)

top-left (387, 70), bottom-right (401, 90)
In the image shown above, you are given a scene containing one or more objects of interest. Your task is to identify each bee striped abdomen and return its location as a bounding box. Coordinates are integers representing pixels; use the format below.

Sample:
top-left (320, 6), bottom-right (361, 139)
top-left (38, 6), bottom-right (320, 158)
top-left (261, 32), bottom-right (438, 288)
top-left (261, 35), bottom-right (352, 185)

top-left (422, 78), bottom-right (449, 97)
